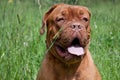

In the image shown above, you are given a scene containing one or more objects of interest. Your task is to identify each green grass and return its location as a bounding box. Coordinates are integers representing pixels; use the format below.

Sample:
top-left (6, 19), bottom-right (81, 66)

top-left (90, 3), bottom-right (120, 80)
top-left (0, 1), bottom-right (120, 80)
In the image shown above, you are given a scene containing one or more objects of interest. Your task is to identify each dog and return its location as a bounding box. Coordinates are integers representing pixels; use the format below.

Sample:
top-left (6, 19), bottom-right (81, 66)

top-left (37, 3), bottom-right (101, 80)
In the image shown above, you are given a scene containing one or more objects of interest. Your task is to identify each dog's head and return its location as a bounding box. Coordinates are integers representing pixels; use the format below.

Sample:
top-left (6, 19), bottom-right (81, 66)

top-left (40, 4), bottom-right (91, 64)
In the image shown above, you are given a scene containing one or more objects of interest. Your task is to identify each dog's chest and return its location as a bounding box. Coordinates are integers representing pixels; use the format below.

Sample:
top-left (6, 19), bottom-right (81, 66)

top-left (56, 74), bottom-right (92, 80)
top-left (53, 65), bottom-right (92, 80)
top-left (53, 67), bottom-right (81, 80)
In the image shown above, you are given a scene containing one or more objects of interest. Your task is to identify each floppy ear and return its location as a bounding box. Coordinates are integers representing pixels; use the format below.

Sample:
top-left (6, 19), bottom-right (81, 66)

top-left (40, 4), bottom-right (63, 35)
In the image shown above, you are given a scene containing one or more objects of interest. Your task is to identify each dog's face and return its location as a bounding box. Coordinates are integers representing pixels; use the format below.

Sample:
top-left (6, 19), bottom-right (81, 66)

top-left (40, 4), bottom-right (91, 64)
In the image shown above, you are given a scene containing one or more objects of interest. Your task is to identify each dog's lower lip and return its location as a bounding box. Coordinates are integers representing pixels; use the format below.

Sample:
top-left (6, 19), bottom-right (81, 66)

top-left (56, 44), bottom-right (84, 58)
top-left (56, 45), bottom-right (75, 60)
top-left (56, 45), bottom-right (66, 53)
top-left (56, 45), bottom-right (68, 57)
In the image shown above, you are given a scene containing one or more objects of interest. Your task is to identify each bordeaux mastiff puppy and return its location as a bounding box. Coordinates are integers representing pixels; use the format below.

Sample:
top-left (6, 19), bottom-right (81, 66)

top-left (37, 3), bottom-right (101, 80)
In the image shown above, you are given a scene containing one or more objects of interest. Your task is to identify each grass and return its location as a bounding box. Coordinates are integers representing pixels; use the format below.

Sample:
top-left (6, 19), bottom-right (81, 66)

top-left (0, 1), bottom-right (120, 80)
top-left (89, 2), bottom-right (120, 80)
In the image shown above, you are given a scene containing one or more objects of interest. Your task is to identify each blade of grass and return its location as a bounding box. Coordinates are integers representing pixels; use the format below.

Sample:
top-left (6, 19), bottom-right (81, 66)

top-left (45, 27), bottom-right (64, 54)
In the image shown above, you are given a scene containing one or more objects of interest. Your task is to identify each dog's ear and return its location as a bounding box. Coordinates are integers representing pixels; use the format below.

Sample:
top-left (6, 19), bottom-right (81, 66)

top-left (40, 4), bottom-right (64, 35)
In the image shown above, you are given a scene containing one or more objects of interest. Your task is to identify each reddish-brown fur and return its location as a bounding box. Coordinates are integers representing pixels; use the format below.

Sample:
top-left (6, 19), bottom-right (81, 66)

top-left (37, 3), bottom-right (101, 80)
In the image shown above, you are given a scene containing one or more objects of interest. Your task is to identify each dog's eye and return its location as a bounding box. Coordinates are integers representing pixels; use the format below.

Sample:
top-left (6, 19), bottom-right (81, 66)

top-left (56, 17), bottom-right (64, 22)
top-left (82, 17), bottom-right (88, 22)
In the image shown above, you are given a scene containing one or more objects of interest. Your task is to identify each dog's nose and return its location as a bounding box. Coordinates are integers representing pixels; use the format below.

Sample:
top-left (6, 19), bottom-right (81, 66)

top-left (71, 23), bottom-right (82, 31)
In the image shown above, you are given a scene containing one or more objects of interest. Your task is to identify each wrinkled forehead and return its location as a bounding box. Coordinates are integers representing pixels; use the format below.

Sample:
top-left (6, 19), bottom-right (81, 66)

top-left (51, 4), bottom-right (90, 18)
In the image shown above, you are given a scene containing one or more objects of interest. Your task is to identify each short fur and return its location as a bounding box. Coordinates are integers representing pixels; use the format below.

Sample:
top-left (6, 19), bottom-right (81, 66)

top-left (37, 3), bottom-right (101, 80)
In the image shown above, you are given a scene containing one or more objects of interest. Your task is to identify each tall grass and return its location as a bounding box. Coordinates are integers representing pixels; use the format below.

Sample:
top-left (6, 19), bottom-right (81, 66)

top-left (0, 1), bottom-right (46, 79)
top-left (0, 1), bottom-right (120, 80)
top-left (90, 2), bottom-right (120, 80)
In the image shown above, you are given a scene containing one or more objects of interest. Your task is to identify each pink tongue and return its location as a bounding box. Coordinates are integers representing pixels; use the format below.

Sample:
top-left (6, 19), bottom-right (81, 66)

top-left (67, 46), bottom-right (84, 56)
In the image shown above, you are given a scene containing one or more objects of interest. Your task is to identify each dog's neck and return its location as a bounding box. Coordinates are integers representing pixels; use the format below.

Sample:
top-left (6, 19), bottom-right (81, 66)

top-left (45, 50), bottom-right (93, 79)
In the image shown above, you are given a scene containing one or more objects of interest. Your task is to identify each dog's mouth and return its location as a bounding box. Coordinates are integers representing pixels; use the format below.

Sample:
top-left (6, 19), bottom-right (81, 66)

top-left (55, 38), bottom-right (85, 59)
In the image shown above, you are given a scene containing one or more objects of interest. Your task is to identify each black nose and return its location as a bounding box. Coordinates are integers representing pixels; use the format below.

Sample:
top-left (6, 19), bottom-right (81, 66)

top-left (71, 23), bottom-right (82, 31)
